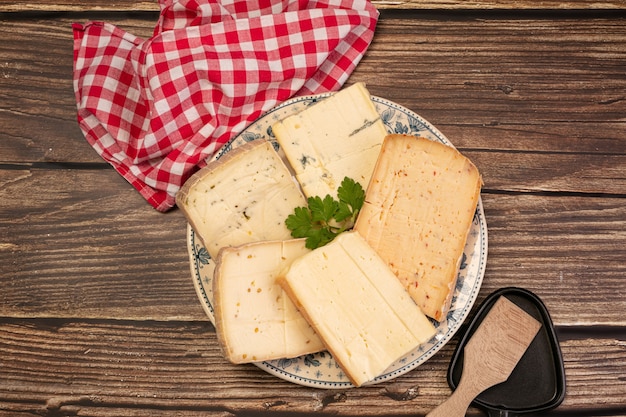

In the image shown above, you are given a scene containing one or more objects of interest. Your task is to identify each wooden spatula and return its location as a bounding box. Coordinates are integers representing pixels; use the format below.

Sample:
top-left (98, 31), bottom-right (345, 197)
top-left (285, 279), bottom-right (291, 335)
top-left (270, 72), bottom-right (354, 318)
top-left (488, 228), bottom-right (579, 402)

top-left (427, 296), bottom-right (542, 417)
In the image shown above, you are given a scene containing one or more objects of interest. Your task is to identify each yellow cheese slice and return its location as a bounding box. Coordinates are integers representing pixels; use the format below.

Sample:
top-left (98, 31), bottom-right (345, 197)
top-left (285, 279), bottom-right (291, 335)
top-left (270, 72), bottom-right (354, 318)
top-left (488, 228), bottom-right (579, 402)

top-left (272, 82), bottom-right (387, 198)
top-left (176, 139), bottom-right (307, 259)
top-left (213, 239), bottom-right (324, 364)
top-left (355, 134), bottom-right (482, 321)
top-left (278, 231), bottom-right (436, 387)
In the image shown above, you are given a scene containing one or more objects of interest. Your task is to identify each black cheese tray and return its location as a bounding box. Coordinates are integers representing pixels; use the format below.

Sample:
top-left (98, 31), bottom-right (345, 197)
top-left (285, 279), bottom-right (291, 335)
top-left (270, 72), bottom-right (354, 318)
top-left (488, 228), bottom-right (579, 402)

top-left (447, 287), bottom-right (566, 416)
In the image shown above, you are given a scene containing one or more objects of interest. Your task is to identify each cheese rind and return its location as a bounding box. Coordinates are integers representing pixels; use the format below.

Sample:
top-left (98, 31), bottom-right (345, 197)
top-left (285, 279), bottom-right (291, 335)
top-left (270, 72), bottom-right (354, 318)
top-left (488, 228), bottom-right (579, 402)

top-left (213, 239), bottom-right (325, 364)
top-left (272, 82), bottom-right (387, 198)
top-left (354, 134), bottom-right (482, 321)
top-left (278, 231), bottom-right (436, 387)
top-left (176, 139), bottom-right (307, 258)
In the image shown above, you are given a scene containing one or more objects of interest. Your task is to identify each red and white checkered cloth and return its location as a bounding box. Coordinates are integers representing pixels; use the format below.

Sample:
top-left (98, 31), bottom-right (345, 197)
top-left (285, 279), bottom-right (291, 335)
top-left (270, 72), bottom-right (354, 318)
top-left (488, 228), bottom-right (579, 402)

top-left (73, 0), bottom-right (379, 211)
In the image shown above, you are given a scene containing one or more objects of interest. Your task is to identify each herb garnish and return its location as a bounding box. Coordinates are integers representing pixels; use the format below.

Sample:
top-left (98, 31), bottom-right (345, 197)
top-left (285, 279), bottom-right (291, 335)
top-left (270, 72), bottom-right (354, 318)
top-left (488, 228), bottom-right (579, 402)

top-left (286, 177), bottom-right (365, 249)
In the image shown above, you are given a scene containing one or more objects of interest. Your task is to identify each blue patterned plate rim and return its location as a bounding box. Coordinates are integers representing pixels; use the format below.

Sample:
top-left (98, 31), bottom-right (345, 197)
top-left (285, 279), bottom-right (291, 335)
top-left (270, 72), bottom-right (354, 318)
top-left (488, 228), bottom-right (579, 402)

top-left (186, 92), bottom-right (488, 389)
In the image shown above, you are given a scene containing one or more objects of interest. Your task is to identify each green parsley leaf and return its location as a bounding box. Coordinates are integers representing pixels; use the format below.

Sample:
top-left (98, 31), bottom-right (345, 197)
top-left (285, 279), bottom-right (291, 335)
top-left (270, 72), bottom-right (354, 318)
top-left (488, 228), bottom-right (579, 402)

top-left (285, 206), bottom-right (313, 237)
top-left (309, 195), bottom-right (338, 223)
top-left (285, 177), bottom-right (366, 249)
top-left (337, 176), bottom-right (365, 213)
top-left (334, 201), bottom-right (353, 222)
top-left (305, 227), bottom-right (336, 250)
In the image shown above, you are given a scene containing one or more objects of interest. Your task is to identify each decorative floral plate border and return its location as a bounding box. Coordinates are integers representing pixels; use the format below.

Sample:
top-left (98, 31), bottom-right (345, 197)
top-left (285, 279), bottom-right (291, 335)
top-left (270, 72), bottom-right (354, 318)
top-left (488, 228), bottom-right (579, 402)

top-left (186, 93), bottom-right (488, 388)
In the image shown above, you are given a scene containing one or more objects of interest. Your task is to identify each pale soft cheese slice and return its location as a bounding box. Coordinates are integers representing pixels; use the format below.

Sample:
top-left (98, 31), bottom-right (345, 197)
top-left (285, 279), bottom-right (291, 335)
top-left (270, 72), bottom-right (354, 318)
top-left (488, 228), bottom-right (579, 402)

top-left (176, 139), bottom-right (307, 259)
top-left (272, 82), bottom-right (387, 198)
top-left (354, 134), bottom-right (482, 321)
top-left (213, 239), bottom-right (325, 363)
top-left (278, 231), bottom-right (436, 387)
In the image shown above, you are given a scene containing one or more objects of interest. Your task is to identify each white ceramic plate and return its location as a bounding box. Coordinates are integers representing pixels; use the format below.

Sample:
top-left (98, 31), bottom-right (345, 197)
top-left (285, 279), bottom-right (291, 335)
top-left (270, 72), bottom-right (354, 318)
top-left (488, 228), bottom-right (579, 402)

top-left (186, 93), bottom-right (488, 388)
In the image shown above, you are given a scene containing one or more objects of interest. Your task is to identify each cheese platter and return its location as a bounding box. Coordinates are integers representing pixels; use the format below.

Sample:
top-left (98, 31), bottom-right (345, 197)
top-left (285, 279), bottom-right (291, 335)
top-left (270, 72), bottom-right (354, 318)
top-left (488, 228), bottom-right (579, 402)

top-left (185, 91), bottom-right (488, 388)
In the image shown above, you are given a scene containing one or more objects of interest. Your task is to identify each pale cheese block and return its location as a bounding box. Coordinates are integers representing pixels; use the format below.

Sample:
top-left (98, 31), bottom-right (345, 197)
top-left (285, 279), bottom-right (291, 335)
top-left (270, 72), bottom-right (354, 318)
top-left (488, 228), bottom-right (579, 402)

top-left (354, 134), bottom-right (482, 321)
top-left (272, 82), bottom-right (387, 198)
top-left (213, 239), bottom-right (325, 363)
top-left (176, 139), bottom-right (307, 259)
top-left (278, 231), bottom-right (436, 387)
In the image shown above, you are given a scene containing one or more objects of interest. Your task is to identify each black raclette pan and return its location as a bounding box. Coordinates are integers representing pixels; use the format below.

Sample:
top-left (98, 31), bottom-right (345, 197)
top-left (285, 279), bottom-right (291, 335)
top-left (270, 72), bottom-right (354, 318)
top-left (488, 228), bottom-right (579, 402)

top-left (448, 287), bottom-right (566, 416)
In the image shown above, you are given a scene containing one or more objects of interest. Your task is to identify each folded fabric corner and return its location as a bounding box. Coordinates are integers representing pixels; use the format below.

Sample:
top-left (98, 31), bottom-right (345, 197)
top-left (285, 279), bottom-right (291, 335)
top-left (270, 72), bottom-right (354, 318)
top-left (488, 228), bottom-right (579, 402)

top-left (72, 0), bottom-right (379, 212)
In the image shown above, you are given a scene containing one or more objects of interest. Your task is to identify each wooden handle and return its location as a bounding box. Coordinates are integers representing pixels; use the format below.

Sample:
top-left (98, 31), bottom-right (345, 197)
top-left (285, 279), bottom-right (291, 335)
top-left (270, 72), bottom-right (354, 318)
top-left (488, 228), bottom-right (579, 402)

top-left (426, 375), bottom-right (482, 417)
top-left (427, 296), bottom-right (541, 417)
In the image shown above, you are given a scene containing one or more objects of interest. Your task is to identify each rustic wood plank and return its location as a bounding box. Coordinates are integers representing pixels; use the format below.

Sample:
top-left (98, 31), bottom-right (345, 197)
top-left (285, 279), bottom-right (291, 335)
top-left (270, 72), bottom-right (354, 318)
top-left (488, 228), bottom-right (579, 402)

top-left (383, 0), bottom-right (626, 8)
top-left (1, 168), bottom-right (624, 325)
top-left (479, 193), bottom-right (626, 325)
top-left (0, 167), bottom-right (201, 321)
top-left (0, 319), bottom-right (624, 415)
top-left (1, 14), bottom-right (624, 163)
top-left (0, 1), bottom-right (159, 13)
top-left (358, 14), bottom-right (626, 132)
top-left (469, 151), bottom-right (626, 195)
top-left (0, 17), bottom-right (154, 164)
top-left (2, 0), bottom-right (626, 12)
top-left (1, 8), bottom-right (625, 417)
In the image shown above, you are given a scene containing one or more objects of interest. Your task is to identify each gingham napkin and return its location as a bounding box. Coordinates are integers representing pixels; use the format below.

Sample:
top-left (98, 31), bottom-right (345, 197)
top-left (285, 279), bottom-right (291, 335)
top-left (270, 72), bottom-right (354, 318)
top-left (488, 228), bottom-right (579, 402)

top-left (72, 0), bottom-right (378, 211)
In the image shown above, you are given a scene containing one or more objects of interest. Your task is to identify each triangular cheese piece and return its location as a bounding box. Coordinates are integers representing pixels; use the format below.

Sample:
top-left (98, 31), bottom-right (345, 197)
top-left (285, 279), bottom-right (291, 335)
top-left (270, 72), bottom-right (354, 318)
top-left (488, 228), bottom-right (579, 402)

top-left (176, 139), bottom-right (306, 258)
top-left (279, 231), bottom-right (435, 386)
top-left (272, 82), bottom-right (387, 198)
top-left (355, 134), bottom-right (482, 321)
top-left (213, 239), bottom-right (324, 363)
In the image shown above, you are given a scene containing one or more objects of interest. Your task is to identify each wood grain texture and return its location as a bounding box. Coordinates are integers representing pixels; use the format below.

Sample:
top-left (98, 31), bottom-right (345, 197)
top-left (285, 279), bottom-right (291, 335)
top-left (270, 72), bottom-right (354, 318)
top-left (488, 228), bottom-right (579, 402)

top-left (1, 168), bottom-right (624, 324)
top-left (1, 14), bottom-right (624, 163)
top-left (1, 319), bottom-right (625, 415)
top-left (1, 5), bottom-right (626, 417)
top-left (2, 0), bottom-right (626, 12)
top-left (0, 168), bottom-right (198, 321)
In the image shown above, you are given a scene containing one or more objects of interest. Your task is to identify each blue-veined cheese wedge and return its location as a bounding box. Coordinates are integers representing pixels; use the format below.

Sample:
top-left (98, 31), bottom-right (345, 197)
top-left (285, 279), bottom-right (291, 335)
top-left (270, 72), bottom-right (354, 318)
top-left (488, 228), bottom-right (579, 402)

top-left (278, 231), bottom-right (436, 387)
top-left (355, 134), bottom-right (483, 321)
top-left (272, 82), bottom-right (387, 199)
top-left (213, 239), bottom-right (324, 363)
top-left (176, 139), bottom-right (307, 259)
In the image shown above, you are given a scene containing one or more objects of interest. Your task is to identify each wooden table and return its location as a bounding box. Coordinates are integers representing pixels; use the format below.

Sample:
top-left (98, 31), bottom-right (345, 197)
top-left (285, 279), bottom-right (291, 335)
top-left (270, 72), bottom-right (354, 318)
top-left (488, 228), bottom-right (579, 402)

top-left (2, 1), bottom-right (625, 415)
